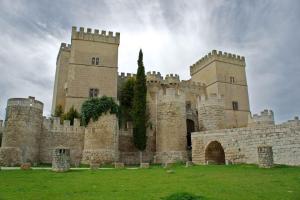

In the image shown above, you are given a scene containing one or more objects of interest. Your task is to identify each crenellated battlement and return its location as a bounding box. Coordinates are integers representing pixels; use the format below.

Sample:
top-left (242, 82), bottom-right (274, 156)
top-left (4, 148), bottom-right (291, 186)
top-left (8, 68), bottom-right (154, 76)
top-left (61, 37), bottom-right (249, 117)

top-left (146, 71), bottom-right (163, 83)
top-left (282, 116), bottom-right (300, 126)
top-left (248, 109), bottom-right (275, 127)
top-left (180, 80), bottom-right (206, 88)
top-left (118, 72), bottom-right (136, 80)
top-left (60, 43), bottom-right (71, 51)
top-left (7, 96), bottom-right (43, 110)
top-left (164, 73), bottom-right (180, 84)
top-left (158, 88), bottom-right (185, 101)
top-left (71, 26), bottom-right (120, 44)
top-left (42, 117), bottom-right (84, 133)
top-left (190, 50), bottom-right (245, 75)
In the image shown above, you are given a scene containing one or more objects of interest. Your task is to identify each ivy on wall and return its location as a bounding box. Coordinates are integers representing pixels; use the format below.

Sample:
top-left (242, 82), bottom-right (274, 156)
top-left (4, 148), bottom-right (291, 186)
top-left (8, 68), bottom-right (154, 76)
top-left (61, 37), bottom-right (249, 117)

top-left (81, 96), bottom-right (119, 126)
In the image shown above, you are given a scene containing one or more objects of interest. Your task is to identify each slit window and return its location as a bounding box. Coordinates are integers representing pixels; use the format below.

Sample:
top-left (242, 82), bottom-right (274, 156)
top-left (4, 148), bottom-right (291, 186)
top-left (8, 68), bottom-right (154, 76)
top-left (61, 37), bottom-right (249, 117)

top-left (232, 101), bottom-right (239, 110)
top-left (96, 57), bottom-right (99, 65)
top-left (92, 57), bottom-right (95, 65)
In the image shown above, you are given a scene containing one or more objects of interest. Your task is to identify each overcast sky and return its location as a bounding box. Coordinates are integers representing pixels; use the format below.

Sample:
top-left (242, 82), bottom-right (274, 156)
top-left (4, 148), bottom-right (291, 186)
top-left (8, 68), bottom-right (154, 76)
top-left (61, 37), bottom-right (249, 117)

top-left (0, 0), bottom-right (299, 123)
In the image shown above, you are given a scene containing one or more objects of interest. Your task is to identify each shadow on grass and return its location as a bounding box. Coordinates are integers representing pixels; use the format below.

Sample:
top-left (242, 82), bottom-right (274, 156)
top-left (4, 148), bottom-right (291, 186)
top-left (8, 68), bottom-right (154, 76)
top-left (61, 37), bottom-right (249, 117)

top-left (161, 192), bottom-right (206, 200)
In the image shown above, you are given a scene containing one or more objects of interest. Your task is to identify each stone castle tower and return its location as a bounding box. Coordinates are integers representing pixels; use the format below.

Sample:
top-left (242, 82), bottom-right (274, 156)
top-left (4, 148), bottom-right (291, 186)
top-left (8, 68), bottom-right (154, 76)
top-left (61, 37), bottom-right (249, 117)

top-left (190, 50), bottom-right (250, 128)
top-left (52, 27), bottom-right (120, 113)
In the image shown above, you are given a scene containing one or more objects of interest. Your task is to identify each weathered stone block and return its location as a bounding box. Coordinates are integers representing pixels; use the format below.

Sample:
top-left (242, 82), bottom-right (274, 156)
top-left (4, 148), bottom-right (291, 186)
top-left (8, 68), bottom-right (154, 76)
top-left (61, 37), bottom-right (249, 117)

top-left (114, 162), bottom-right (124, 169)
top-left (140, 163), bottom-right (150, 168)
top-left (185, 161), bottom-right (193, 167)
top-left (257, 146), bottom-right (273, 168)
top-left (52, 147), bottom-right (70, 172)
top-left (90, 163), bottom-right (100, 170)
top-left (20, 163), bottom-right (32, 170)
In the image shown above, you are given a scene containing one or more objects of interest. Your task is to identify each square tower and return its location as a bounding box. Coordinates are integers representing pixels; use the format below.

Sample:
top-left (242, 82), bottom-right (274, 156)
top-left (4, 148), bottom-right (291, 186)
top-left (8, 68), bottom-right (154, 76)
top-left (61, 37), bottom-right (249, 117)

top-left (52, 27), bottom-right (120, 114)
top-left (190, 50), bottom-right (250, 128)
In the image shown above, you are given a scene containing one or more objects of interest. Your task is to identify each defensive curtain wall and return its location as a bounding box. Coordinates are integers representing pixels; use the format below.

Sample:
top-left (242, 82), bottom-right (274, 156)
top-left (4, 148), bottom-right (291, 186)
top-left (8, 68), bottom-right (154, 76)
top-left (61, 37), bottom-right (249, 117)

top-left (192, 110), bottom-right (300, 166)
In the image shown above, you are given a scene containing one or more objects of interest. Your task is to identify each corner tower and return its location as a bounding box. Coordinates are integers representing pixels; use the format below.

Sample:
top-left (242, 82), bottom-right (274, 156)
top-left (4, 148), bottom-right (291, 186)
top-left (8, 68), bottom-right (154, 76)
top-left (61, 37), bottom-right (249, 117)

top-left (190, 50), bottom-right (250, 128)
top-left (52, 26), bottom-right (120, 113)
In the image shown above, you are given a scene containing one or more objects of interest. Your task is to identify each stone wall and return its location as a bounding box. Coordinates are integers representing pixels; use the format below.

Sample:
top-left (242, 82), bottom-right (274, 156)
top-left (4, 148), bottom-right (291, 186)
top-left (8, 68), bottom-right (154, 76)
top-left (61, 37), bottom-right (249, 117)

top-left (197, 94), bottom-right (225, 130)
top-left (40, 118), bottom-right (85, 165)
top-left (192, 121), bottom-right (300, 166)
top-left (82, 114), bottom-right (118, 164)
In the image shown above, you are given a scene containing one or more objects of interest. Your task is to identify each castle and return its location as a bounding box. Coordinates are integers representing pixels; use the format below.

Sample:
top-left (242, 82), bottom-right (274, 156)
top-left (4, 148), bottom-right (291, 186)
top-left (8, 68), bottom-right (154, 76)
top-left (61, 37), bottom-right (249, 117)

top-left (0, 27), bottom-right (299, 166)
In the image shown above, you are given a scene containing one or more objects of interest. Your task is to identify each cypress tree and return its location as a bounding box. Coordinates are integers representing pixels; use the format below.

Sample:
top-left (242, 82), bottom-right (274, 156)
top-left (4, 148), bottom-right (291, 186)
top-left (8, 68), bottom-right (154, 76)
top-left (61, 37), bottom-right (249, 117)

top-left (132, 49), bottom-right (147, 159)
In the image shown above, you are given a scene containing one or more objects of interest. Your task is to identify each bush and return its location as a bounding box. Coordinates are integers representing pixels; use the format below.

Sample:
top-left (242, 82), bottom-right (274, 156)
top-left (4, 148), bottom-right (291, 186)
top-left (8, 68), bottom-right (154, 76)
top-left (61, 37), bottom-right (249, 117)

top-left (63, 106), bottom-right (80, 125)
top-left (161, 192), bottom-right (203, 200)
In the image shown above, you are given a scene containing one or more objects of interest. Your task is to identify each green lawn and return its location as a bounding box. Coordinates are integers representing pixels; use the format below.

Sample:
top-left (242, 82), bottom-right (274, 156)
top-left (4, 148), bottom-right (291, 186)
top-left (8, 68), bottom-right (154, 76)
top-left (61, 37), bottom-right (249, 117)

top-left (0, 164), bottom-right (299, 200)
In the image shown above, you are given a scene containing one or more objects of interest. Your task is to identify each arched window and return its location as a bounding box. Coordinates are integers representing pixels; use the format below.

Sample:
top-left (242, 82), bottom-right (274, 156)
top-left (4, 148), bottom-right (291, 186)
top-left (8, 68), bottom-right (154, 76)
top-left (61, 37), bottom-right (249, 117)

top-left (96, 57), bottom-right (99, 65)
top-left (92, 57), bottom-right (95, 65)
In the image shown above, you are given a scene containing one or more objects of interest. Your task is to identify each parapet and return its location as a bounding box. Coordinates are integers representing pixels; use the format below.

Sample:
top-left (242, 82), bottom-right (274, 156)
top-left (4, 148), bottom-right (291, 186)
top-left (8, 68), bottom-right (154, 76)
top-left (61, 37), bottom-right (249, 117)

top-left (118, 72), bottom-right (136, 80)
top-left (190, 50), bottom-right (246, 76)
top-left (60, 43), bottom-right (71, 51)
top-left (158, 88), bottom-right (185, 101)
top-left (180, 80), bottom-right (206, 89)
top-left (146, 71), bottom-right (163, 83)
top-left (248, 109), bottom-right (275, 127)
top-left (42, 117), bottom-right (83, 133)
top-left (7, 96), bottom-right (43, 110)
top-left (198, 93), bottom-right (225, 107)
top-left (71, 26), bottom-right (120, 44)
top-left (164, 74), bottom-right (180, 84)
top-left (281, 116), bottom-right (300, 126)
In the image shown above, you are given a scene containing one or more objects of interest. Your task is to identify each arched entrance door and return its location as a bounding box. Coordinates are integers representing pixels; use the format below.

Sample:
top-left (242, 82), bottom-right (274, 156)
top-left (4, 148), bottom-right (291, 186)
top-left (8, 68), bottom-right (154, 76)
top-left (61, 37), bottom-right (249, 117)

top-left (186, 119), bottom-right (195, 161)
top-left (205, 141), bottom-right (225, 164)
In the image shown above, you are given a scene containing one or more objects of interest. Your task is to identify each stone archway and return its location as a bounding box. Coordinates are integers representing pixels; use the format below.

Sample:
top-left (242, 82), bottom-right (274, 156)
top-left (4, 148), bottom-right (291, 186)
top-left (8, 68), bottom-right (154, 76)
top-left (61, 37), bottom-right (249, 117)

top-left (205, 141), bottom-right (225, 164)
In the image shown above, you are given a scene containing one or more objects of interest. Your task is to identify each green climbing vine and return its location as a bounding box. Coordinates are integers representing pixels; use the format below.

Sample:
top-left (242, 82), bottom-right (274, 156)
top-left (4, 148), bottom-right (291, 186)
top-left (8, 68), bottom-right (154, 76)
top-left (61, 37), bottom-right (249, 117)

top-left (81, 96), bottom-right (119, 126)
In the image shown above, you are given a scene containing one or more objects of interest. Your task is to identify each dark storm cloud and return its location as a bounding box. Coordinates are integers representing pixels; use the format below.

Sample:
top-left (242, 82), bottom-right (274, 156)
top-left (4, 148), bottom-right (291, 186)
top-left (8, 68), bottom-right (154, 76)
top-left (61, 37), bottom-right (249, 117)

top-left (0, 0), bottom-right (299, 122)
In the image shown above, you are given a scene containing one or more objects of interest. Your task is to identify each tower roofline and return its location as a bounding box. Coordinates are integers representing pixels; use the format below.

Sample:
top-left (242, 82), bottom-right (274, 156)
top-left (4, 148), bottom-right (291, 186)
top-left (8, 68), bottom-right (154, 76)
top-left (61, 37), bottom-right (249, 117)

top-left (71, 26), bottom-right (120, 44)
top-left (190, 50), bottom-right (245, 76)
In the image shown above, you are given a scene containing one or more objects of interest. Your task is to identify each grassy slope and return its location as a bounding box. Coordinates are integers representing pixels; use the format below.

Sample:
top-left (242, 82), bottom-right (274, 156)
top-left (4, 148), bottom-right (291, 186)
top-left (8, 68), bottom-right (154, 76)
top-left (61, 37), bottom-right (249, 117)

top-left (0, 165), bottom-right (299, 200)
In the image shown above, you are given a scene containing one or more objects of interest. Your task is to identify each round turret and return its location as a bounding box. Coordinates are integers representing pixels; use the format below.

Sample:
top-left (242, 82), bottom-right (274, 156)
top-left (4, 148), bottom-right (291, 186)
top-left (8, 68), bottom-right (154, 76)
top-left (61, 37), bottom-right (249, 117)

top-left (0, 96), bottom-right (43, 166)
top-left (155, 88), bottom-right (187, 163)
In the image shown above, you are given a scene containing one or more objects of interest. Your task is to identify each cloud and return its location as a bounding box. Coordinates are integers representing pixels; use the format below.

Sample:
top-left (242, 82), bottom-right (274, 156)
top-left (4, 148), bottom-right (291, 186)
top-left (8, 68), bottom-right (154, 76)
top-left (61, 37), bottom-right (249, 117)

top-left (0, 0), bottom-right (299, 122)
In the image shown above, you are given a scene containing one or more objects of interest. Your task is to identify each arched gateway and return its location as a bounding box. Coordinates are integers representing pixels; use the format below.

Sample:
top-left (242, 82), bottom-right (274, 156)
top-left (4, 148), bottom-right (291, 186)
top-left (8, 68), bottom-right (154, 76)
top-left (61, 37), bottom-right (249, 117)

top-left (205, 141), bottom-right (225, 164)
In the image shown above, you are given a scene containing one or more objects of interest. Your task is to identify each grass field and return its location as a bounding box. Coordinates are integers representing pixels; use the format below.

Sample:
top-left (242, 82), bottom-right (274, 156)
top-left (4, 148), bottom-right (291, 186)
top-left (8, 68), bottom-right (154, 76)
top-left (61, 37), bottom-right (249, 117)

top-left (0, 164), bottom-right (299, 200)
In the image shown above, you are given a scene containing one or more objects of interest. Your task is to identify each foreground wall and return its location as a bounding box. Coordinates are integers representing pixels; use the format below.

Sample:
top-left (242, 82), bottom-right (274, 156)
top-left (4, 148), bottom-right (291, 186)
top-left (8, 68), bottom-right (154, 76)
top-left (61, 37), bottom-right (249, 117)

top-left (192, 119), bottom-right (300, 166)
top-left (40, 118), bottom-right (85, 165)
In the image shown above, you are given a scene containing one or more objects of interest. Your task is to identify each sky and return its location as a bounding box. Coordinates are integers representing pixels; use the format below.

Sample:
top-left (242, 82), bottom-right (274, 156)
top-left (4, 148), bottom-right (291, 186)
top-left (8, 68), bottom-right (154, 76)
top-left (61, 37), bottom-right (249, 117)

top-left (0, 0), bottom-right (299, 123)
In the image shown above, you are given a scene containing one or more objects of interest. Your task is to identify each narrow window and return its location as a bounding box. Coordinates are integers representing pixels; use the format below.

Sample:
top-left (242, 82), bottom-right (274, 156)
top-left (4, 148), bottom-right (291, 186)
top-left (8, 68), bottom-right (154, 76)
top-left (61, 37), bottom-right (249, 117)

top-left (230, 76), bottom-right (235, 84)
top-left (89, 88), bottom-right (99, 98)
top-left (232, 101), bottom-right (239, 110)
top-left (186, 101), bottom-right (191, 110)
top-left (95, 57), bottom-right (99, 65)
top-left (92, 57), bottom-right (95, 65)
